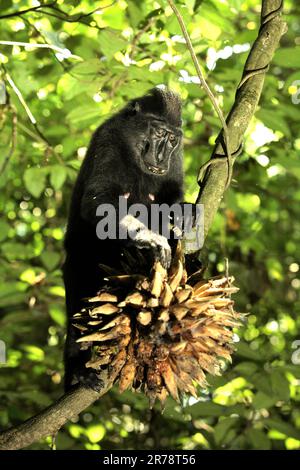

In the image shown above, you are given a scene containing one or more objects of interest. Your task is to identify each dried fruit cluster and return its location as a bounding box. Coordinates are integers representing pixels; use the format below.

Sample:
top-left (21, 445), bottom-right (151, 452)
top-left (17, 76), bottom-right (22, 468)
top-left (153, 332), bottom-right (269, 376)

top-left (73, 243), bottom-right (242, 405)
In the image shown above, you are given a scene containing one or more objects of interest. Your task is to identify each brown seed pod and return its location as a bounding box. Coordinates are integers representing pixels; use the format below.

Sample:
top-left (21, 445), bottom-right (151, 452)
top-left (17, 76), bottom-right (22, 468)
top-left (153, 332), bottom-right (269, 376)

top-left (73, 242), bottom-right (243, 405)
top-left (137, 310), bottom-right (152, 326)
top-left (160, 282), bottom-right (173, 307)
top-left (91, 303), bottom-right (119, 315)
top-left (88, 293), bottom-right (118, 303)
top-left (119, 361), bottom-right (136, 392)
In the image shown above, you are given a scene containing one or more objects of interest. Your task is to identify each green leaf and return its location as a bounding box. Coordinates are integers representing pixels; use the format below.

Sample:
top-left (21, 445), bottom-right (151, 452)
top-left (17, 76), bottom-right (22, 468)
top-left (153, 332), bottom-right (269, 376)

top-left (127, 1), bottom-right (144, 28)
top-left (0, 0), bottom-right (13, 10)
top-left (98, 30), bottom-right (127, 59)
top-left (252, 392), bottom-right (277, 410)
top-left (188, 401), bottom-right (245, 418)
top-left (186, 0), bottom-right (196, 11)
top-left (24, 167), bottom-right (47, 198)
top-left (57, 74), bottom-right (85, 100)
top-left (247, 429), bottom-right (271, 450)
top-left (48, 286), bottom-right (65, 297)
top-left (71, 59), bottom-right (102, 76)
top-left (0, 220), bottom-right (10, 242)
top-left (22, 345), bottom-right (44, 362)
top-left (67, 103), bottom-right (101, 125)
top-left (271, 370), bottom-right (290, 402)
top-left (266, 258), bottom-right (283, 281)
top-left (18, 390), bottom-right (50, 407)
top-left (214, 417), bottom-right (240, 446)
top-left (0, 282), bottom-right (27, 299)
top-left (236, 342), bottom-right (262, 361)
top-left (57, 70), bottom-right (100, 101)
top-left (50, 165), bottom-right (67, 191)
top-left (263, 418), bottom-right (300, 440)
top-left (234, 362), bottom-right (258, 377)
top-left (49, 304), bottom-right (65, 327)
top-left (251, 373), bottom-right (273, 396)
top-left (274, 48), bottom-right (300, 68)
top-left (165, 6), bottom-right (191, 36)
top-left (128, 66), bottom-right (164, 84)
top-left (41, 30), bottom-right (66, 50)
top-left (101, 4), bottom-right (126, 29)
top-left (1, 242), bottom-right (35, 261)
top-left (20, 268), bottom-right (38, 285)
top-left (40, 251), bottom-right (61, 271)
top-left (0, 282), bottom-right (28, 307)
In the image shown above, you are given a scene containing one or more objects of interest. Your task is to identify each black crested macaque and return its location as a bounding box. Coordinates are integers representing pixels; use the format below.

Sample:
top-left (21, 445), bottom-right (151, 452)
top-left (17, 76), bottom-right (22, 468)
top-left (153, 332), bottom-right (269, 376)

top-left (63, 87), bottom-right (185, 391)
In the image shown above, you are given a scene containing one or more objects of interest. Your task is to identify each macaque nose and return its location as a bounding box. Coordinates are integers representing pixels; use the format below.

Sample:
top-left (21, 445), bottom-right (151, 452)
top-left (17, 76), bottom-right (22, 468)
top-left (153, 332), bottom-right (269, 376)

top-left (157, 152), bottom-right (164, 163)
top-left (156, 140), bottom-right (165, 162)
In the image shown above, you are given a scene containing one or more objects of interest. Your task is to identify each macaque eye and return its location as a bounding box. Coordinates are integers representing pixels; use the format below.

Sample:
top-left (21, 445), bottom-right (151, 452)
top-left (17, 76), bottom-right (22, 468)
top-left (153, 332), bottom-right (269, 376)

top-left (155, 128), bottom-right (166, 137)
top-left (169, 134), bottom-right (177, 146)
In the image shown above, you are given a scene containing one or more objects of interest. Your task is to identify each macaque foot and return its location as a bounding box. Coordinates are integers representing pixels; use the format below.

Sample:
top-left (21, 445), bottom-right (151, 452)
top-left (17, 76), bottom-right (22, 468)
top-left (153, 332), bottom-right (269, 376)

top-left (76, 367), bottom-right (104, 392)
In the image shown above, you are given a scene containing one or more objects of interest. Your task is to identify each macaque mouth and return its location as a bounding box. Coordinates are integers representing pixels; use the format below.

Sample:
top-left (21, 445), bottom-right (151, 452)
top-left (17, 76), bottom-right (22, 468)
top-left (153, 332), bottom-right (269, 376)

top-left (148, 165), bottom-right (166, 175)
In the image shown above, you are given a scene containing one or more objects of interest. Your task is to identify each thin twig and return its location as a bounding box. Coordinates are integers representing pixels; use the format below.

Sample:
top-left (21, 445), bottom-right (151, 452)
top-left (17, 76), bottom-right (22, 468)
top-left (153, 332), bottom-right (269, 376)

top-left (0, 106), bottom-right (17, 175)
top-left (4, 70), bottom-right (36, 124)
top-left (0, 1), bottom-right (58, 20)
top-left (1, 65), bottom-right (63, 164)
top-left (46, 1), bottom-right (116, 21)
top-left (22, 17), bottom-right (70, 74)
top-left (167, 0), bottom-right (232, 189)
top-left (17, 121), bottom-right (47, 144)
top-left (0, 40), bottom-right (81, 60)
top-left (0, 1), bottom-right (116, 31)
top-left (130, 17), bottom-right (156, 57)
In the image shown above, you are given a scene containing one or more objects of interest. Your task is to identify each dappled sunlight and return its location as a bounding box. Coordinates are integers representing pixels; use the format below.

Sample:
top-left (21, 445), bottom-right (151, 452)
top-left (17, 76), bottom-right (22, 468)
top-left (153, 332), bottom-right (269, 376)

top-left (0, 0), bottom-right (299, 452)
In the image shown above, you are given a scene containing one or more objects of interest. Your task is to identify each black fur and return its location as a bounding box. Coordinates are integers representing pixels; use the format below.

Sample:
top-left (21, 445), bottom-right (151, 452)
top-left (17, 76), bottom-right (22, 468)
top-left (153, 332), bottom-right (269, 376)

top-left (63, 88), bottom-right (184, 391)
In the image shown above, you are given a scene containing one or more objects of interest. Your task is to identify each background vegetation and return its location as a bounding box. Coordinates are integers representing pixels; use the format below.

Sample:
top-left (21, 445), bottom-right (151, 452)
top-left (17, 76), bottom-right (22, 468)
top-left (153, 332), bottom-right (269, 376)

top-left (0, 0), bottom-right (300, 450)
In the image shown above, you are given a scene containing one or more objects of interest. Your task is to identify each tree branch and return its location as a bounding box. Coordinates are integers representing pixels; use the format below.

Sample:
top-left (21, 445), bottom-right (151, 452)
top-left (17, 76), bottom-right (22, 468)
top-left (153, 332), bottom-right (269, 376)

top-left (196, 0), bottom-right (286, 240)
top-left (0, 378), bottom-right (113, 450)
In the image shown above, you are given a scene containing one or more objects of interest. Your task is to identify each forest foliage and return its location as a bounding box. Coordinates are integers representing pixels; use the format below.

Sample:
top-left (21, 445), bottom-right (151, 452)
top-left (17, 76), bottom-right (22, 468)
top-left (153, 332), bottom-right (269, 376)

top-left (0, 0), bottom-right (300, 450)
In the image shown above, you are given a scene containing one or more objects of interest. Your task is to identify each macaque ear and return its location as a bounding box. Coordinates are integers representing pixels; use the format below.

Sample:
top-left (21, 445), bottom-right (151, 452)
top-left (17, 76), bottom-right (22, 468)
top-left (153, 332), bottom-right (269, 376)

top-left (127, 101), bottom-right (141, 115)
